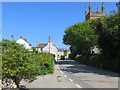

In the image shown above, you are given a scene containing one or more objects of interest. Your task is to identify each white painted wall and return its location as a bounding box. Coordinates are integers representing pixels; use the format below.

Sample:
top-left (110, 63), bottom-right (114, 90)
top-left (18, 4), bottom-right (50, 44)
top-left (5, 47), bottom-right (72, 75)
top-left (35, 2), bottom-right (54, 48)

top-left (43, 41), bottom-right (58, 61)
top-left (16, 38), bottom-right (32, 50)
top-left (36, 48), bottom-right (42, 52)
top-left (57, 51), bottom-right (64, 59)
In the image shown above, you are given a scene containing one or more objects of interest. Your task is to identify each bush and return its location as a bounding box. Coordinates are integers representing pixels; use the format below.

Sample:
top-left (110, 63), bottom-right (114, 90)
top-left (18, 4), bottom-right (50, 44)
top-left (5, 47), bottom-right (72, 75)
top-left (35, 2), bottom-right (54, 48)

top-left (35, 53), bottom-right (54, 75)
top-left (75, 54), bottom-right (105, 68)
top-left (1, 39), bottom-right (55, 88)
top-left (1, 39), bottom-right (37, 88)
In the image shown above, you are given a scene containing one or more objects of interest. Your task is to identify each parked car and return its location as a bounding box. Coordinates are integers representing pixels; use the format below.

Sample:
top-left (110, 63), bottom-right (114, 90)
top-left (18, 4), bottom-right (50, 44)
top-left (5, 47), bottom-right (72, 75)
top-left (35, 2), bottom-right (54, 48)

top-left (60, 55), bottom-right (65, 60)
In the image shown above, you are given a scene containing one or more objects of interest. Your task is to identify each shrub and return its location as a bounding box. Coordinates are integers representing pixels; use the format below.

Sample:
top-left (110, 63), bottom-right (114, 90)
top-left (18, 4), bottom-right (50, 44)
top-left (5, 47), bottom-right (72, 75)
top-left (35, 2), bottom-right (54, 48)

top-left (35, 53), bottom-right (54, 75)
top-left (1, 39), bottom-right (37, 88)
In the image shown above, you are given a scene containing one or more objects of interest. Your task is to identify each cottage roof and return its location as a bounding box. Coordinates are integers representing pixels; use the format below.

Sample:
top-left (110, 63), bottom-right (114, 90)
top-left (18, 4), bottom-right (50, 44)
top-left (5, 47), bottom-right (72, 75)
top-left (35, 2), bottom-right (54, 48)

top-left (58, 49), bottom-right (70, 52)
top-left (36, 43), bottom-right (47, 48)
top-left (18, 36), bottom-right (32, 46)
top-left (58, 49), bottom-right (64, 52)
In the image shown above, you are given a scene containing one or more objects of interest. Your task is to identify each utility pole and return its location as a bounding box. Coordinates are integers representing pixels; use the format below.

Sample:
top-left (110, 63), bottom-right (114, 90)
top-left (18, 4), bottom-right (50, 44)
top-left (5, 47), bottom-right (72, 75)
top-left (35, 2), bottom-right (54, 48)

top-left (48, 35), bottom-right (50, 53)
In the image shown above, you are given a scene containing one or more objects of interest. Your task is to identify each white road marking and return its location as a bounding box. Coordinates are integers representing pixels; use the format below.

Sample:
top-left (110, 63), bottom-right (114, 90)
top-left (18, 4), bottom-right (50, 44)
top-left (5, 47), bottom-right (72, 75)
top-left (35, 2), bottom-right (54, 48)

top-left (75, 84), bottom-right (82, 88)
top-left (57, 63), bottom-right (82, 88)
top-left (60, 70), bottom-right (63, 74)
top-left (69, 79), bottom-right (73, 82)
top-left (64, 75), bottom-right (67, 78)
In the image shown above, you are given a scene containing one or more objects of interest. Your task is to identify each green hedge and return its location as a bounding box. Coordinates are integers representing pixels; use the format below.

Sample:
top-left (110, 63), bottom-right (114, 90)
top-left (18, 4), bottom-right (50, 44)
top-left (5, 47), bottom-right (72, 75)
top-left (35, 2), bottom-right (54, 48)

top-left (75, 54), bottom-right (119, 72)
top-left (35, 53), bottom-right (54, 75)
top-left (1, 39), bottom-right (55, 87)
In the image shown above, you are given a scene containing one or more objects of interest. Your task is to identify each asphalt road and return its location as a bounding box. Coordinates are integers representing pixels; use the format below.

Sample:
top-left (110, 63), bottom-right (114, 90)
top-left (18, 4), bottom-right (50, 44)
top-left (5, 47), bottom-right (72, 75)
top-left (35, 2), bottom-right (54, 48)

top-left (57, 59), bottom-right (119, 88)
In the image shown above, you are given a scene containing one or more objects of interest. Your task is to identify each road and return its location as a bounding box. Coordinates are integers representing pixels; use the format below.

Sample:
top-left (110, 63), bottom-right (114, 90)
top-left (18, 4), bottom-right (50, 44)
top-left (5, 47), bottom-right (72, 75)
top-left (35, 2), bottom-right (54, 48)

top-left (57, 59), bottom-right (119, 88)
top-left (20, 64), bottom-right (78, 88)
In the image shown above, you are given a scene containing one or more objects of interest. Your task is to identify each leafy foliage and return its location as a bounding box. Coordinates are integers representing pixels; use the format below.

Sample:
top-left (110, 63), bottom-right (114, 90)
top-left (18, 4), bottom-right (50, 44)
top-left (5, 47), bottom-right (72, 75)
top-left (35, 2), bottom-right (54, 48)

top-left (64, 50), bottom-right (68, 57)
top-left (63, 20), bottom-right (98, 57)
top-left (63, 13), bottom-right (120, 72)
top-left (35, 53), bottom-right (54, 75)
top-left (1, 39), bottom-right (54, 88)
top-left (2, 39), bottom-right (37, 87)
top-left (92, 13), bottom-right (120, 72)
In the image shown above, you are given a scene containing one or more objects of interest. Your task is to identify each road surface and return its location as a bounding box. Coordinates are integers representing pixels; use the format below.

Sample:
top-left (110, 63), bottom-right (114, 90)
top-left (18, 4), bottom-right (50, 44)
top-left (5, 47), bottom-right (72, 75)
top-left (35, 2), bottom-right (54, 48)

top-left (57, 59), bottom-right (119, 88)
top-left (20, 64), bottom-right (78, 88)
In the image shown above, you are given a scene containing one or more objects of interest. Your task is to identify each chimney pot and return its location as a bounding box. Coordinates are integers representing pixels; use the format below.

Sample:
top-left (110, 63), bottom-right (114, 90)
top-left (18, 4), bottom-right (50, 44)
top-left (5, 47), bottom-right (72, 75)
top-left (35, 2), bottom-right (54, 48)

top-left (24, 38), bottom-right (26, 41)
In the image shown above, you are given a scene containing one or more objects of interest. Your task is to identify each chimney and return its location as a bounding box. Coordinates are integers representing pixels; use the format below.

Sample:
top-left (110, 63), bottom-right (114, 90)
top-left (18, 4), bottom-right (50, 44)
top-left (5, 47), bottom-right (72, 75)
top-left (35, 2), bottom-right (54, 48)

top-left (20, 36), bottom-right (23, 39)
top-left (24, 38), bottom-right (27, 41)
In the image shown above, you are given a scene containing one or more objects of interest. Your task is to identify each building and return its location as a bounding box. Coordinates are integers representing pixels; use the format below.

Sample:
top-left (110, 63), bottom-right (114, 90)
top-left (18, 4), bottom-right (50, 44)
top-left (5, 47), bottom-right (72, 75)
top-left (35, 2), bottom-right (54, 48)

top-left (36, 36), bottom-right (58, 61)
top-left (57, 49), bottom-right (65, 59)
top-left (85, 3), bottom-right (105, 54)
top-left (85, 2), bottom-right (105, 21)
top-left (16, 36), bottom-right (32, 51)
top-left (116, 1), bottom-right (120, 13)
top-left (57, 49), bottom-right (70, 59)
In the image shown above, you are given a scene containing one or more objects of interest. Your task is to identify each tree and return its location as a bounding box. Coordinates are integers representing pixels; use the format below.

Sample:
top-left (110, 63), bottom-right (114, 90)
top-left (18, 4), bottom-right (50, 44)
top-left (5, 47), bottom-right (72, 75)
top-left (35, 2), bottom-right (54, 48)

top-left (63, 20), bottom-right (98, 56)
top-left (11, 34), bottom-right (14, 41)
top-left (35, 53), bottom-right (54, 75)
top-left (64, 50), bottom-right (68, 57)
top-left (1, 39), bottom-right (37, 88)
top-left (93, 13), bottom-right (120, 71)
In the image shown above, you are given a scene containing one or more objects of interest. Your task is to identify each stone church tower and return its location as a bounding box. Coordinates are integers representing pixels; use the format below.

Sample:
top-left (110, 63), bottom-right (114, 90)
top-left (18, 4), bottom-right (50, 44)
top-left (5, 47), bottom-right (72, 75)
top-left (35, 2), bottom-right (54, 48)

top-left (85, 2), bottom-right (105, 21)
top-left (116, 1), bottom-right (120, 13)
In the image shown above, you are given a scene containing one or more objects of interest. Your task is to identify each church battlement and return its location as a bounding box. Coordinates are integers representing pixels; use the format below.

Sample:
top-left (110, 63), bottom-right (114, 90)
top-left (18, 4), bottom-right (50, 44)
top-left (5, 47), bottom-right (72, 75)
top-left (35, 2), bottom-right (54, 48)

top-left (116, 1), bottom-right (120, 13)
top-left (85, 2), bottom-right (105, 21)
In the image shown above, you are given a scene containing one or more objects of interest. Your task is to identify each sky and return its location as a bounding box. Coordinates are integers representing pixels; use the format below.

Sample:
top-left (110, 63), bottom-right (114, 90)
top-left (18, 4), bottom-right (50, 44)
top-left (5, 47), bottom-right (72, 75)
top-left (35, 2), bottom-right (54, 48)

top-left (2, 2), bottom-right (118, 49)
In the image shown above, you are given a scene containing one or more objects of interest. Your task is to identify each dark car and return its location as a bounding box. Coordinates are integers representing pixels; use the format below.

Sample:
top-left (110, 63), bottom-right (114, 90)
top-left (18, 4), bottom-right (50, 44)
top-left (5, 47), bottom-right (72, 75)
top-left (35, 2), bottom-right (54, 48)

top-left (60, 55), bottom-right (65, 60)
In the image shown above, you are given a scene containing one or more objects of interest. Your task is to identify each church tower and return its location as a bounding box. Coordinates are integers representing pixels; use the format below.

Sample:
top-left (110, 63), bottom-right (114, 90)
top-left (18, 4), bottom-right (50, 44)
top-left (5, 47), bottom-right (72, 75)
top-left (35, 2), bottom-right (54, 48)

top-left (85, 2), bottom-right (105, 21)
top-left (116, 1), bottom-right (120, 13)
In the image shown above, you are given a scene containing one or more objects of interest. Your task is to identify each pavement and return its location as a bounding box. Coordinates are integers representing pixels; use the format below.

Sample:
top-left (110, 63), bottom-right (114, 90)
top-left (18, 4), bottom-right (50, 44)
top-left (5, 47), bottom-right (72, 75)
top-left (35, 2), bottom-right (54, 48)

top-left (20, 64), bottom-right (78, 88)
top-left (0, 80), bottom-right (1, 90)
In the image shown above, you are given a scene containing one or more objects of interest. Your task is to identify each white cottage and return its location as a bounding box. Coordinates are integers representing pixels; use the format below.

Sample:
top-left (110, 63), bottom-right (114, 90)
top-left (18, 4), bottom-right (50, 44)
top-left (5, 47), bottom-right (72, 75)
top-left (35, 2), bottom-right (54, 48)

top-left (16, 36), bottom-right (32, 51)
top-left (36, 37), bottom-right (58, 61)
top-left (57, 49), bottom-right (71, 59)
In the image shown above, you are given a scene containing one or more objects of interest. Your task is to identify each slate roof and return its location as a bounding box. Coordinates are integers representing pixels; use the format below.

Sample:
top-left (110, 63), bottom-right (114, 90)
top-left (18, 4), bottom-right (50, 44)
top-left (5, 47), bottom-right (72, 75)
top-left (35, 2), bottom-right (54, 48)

top-left (58, 49), bottom-right (65, 52)
top-left (36, 43), bottom-right (47, 48)
top-left (58, 49), bottom-right (70, 52)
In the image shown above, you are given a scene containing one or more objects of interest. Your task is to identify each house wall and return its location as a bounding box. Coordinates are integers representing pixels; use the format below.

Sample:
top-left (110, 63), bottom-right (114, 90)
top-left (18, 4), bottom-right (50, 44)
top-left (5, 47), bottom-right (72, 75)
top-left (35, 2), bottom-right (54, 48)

top-left (16, 38), bottom-right (32, 50)
top-left (43, 42), bottom-right (58, 61)
top-left (57, 51), bottom-right (64, 59)
top-left (36, 48), bottom-right (42, 52)
top-left (91, 46), bottom-right (100, 54)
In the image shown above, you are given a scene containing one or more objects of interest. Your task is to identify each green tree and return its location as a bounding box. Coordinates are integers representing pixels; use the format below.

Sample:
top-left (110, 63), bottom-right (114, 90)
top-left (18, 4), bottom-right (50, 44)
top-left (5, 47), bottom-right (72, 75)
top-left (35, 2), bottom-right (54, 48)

top-left (63, 20), bottom-right (98, 56)
top-left (11, 34), bottom-right (14, 41)
top-left (35, 53), bottom-right (54, 75)
top-left (93, 13), bottom-right (120, 71)
top-left (1, 39), bottom-right (37, 88)
top-left (64, 50), bottom-right (68, 57)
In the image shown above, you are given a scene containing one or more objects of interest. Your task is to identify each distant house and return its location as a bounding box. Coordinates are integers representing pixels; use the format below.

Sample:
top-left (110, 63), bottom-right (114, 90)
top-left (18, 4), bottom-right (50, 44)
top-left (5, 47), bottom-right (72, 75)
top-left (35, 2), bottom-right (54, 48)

top-left (91, 46), bottom-right (100, 54)
top-left (57, 49), bottom-right (64, 59)
top-left (57, 49), bottom-right (70, 59)
top-left (36, 43), bottom-right (47, 52)
top-left (16, 36), bottom-right (33, 51)
top-left (36, 37), bottom-right (58, 61)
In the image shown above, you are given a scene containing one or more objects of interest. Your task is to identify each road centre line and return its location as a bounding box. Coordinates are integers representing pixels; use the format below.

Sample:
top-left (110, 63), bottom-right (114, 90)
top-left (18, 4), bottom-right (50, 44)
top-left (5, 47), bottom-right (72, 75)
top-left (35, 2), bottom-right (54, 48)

top-left (69, 79), bottom-right (73, 82)
top-left (75, 84), bottom-right (82, 88)
top-left (57, 63), bottom-right (82, 88)
top-left (64, 75), bottom-right (67, 78)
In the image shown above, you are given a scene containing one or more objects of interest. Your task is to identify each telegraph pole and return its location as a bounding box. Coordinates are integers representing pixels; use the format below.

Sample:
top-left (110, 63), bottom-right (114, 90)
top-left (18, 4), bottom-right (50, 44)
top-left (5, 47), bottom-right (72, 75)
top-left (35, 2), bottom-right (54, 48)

top-left (48, 35), bottom-right (50, 53)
